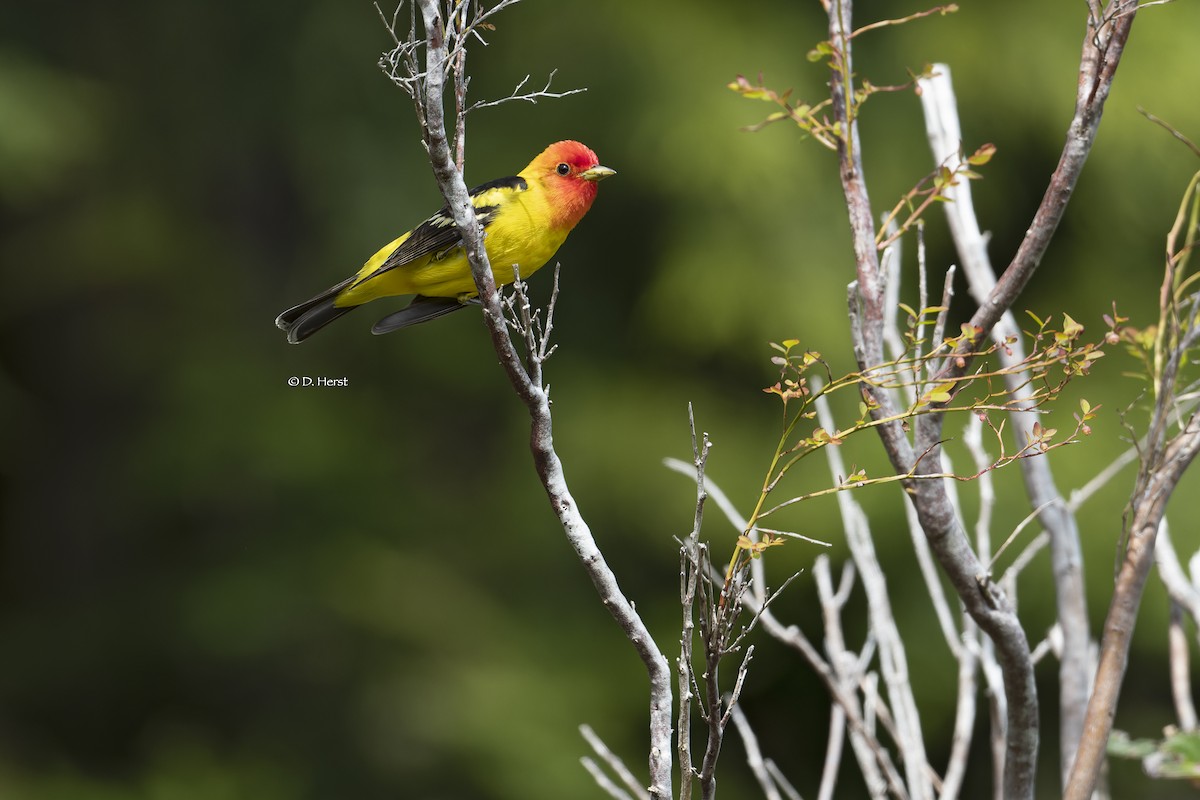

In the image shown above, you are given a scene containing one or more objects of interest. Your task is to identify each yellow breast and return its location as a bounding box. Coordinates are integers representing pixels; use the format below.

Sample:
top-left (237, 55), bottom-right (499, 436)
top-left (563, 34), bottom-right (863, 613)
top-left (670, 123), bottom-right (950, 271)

top-left (336, 187), bottom-right (571, 305)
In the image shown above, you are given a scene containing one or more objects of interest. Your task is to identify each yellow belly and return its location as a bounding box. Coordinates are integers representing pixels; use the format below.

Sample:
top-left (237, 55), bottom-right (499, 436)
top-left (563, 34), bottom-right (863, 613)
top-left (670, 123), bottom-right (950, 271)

top-left (334, 193), bottom-right (570, 307)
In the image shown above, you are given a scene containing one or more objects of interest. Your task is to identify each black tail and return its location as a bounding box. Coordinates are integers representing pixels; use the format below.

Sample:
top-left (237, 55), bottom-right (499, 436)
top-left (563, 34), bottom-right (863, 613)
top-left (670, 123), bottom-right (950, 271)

top-left (276, 277), bottom-right (357, 344)
top-left (370, 295), bottom-right (476, 335)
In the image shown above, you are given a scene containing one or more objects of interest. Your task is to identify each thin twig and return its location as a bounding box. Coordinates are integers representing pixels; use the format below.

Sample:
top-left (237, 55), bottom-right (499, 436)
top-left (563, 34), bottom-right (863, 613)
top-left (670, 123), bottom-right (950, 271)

top-left (469, 68), bottom-right (587, 111)
top-left (988, 500), bottom-right (1057, 572)
top-left (1001, 532), bottom-right (1050, 585)
top-left (1169, 600), bottom-right (1199, 730)
top-left (678, 404), bottom-right (711, 800)
top-left (766, 760), bottom-right (805, 800)
top-left (1068, 446), bottom-right (1140, 511)
top-left (850, 4), bottom-right (959, 38)
top-left (729, 702), bottom-right (783, 800)
top-left (1137, 107), bottom-right (1200, 160)
top-left (940, 620), bottom-right (978, 800)
top-left (1157, 520), bottom-right (1200, 621)
top-left (581, 724), bottom-right (652, 800)
top-left (902, 488), bottom-right (963, 657)
top-left (581, 757), bottom-right (636, 800)
top-left (818, 704), bottom-right (848, 800)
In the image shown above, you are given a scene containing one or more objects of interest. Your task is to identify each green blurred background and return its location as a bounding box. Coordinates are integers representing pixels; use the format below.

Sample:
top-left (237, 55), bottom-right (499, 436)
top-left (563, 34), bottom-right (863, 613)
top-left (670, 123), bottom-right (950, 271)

top-left (2, 1), bottom-right (1199, 797)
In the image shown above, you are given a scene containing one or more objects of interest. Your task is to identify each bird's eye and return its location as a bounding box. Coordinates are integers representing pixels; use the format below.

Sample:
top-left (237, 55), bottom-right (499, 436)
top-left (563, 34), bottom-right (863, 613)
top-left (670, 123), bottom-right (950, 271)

top-left (556, 162), bottom-right (570, 176)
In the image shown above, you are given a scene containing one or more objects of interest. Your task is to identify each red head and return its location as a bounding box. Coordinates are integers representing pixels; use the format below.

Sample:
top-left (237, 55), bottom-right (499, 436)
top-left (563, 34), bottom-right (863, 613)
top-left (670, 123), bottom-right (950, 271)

top-left (520, 140), bottom-right (615, 230)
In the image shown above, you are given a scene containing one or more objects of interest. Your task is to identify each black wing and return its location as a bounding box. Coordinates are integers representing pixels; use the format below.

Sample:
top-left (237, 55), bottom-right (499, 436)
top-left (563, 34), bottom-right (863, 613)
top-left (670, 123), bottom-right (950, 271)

top-left (357, 175), bottom-right (528, 286)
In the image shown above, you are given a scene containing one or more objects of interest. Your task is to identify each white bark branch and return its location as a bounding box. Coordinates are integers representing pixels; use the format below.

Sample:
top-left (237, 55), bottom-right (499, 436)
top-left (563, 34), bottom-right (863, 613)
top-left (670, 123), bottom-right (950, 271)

top-left (814, 391), bottom-right (933, 800)
top-left (407, 3), bottom-right (673, 796)
top-left (918, 63), bottom-right (1092, 787)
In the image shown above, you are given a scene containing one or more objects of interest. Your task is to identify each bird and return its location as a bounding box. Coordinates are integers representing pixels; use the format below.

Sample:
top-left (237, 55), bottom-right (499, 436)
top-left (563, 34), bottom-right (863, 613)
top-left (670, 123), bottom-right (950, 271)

top-left (276, 140), bottom-right (614, 343)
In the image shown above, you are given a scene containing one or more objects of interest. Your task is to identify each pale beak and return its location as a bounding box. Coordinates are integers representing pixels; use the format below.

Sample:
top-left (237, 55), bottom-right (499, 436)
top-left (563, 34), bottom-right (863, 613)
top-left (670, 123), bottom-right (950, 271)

top-left (579, 165), bottom-right (616, 182)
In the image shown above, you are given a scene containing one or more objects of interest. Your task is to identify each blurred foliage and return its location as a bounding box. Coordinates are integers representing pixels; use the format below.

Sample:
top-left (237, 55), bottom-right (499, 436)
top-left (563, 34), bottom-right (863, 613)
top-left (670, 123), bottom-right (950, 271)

top-left (1, 0), bottom-right (1200, 798)
top-left (1110, 728), bottom-right (1200, 783)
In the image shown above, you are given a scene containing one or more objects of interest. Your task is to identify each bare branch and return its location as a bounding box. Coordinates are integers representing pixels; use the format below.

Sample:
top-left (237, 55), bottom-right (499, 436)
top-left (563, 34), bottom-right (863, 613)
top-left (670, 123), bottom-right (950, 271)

top-left (375, 2), bottom-right (425, 105)
top-left (1157, 520), bottom-right (1200, 621)
top-left (1069, 446), bottom-right (1140, 511)
top-left (730, 704), bottom-right (785, 800)
top-left (469, 68), bottom-right (587, 111)
top-left (678, 407), bottom-right (712, 800)
top-left (1157, 523), bottom-right (1200, 728)
top-left (678, 544), bottom-right (700, 799)
top-left (1000, 532), bottom-right (1050, 585)
top-left (581, 757), bottom-right (637, 800)
top-left (828, 0), bottom-right (1045, 778)
top-left (815, 385), bottom-right (932, 800)
top-left (1065, 72), bottom-right (1200, 800)
top-left (766, 760), bottom-right (805, 800)
top-left (928, 260), bottom-right (956, 383)
top-left (1169, 601), bottom-right (1199, 730)
top-left (918, 63), bottom-right (1094, 784)
top-left (663, 456), bottom-right (748, 530)
top-left (940, 621), bottom-right (978, 800)
top-left (943, 0), bottom-right (1138, 368)
top-left (669, 442), bottom-right (917, 798)
top-left (1066, 420), bottom-right (1200, 800)
top-left (817, 704), bottom-right (848, 800)
top-left (988, 500), bottom-right (1056, 573)
top-left (980, 635), bottom-right (1008, 800)
top-left (405, 3), bottom-right (672, 795)
top-left (1137, 107), bottom-right (1200, 160)
top-left (581, 724), bottom-right (651, 800)
top-left (902, 468), bottom-right (963, 657)
top-left (764, 608), bottom-right (908, 799)
top-left (850, 4), bottom-right (960, 38)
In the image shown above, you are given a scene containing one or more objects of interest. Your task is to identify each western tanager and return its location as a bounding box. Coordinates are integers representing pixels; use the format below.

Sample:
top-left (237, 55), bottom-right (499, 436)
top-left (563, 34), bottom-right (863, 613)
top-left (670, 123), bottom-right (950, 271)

top-left (276, 140), bottom-right (614, 343)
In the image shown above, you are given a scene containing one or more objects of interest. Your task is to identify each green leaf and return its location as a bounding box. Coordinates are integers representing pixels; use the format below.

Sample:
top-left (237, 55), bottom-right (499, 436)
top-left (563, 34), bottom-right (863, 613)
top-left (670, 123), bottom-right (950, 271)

top-left (1163, 730), bottom-right (1200, 762)
top-left (967, 142), bottom-right (997, 165)
top-left (807, 41), bottom-right (833, 62)
top-left (1109, 730), bottom-right (1157, 759)
top-left (926, 382), bottom-right (954, 404)
top-left (1062, 313), bottom-right (1084, 338)
top-left (934, 165), bottom-right (953, 188)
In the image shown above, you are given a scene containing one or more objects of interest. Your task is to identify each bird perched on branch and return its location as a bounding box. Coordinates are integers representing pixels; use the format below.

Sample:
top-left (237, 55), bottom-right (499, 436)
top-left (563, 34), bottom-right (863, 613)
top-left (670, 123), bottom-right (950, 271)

top-left (276, 140), bottom-right (614, 343)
